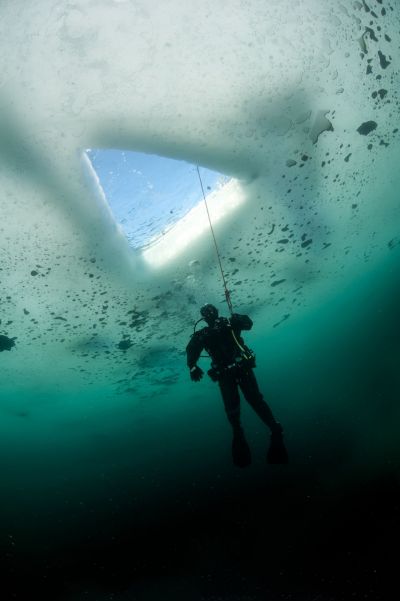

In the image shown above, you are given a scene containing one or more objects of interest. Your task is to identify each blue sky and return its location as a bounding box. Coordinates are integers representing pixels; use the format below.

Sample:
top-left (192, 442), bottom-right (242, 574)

top-left (87, 149), bottom-right (229, 249)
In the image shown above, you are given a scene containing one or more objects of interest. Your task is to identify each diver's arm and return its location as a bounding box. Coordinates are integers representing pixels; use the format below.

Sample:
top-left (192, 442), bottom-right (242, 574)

top-left (229, 313), bottom-right (253, 331)
top-left (186, 333), bottom-right (204, 369)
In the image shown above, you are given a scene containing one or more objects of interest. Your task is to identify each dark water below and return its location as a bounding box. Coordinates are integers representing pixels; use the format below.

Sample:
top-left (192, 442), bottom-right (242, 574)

top-left (2, 254), bottom-right (399, 601)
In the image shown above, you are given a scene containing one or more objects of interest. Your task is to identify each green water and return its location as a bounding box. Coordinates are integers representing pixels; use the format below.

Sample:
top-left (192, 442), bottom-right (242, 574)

top-left (2, 252), bottom-right (399, 600)
top-left (1, 0), bottom-right (400, 598)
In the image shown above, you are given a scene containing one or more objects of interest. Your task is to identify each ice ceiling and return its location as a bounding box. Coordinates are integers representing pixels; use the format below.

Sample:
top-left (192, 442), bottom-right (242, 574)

top-left (0, 0), bottom-right (399, 424)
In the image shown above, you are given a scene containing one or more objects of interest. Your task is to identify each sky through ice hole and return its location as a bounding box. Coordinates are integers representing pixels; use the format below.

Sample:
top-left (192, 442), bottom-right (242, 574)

top-left (86, 149), bottom-right (230, 251)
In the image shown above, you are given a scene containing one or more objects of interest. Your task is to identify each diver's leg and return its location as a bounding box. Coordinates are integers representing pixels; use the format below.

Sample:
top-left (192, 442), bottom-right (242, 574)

top-left (218, 372), bottom-right (251, 467)
top-left (238, 369), bottom-right (280, 431)
top-left (218, 372), bottom-right (241, 429)
top-left (239, 369), bottom-right (288, 464)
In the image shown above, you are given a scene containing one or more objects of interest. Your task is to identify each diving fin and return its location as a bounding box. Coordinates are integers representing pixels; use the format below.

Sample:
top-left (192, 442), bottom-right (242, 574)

top-left (232, 428), bottom-right (252, 468)
top-left (267, 427), bottom-right (289, 465)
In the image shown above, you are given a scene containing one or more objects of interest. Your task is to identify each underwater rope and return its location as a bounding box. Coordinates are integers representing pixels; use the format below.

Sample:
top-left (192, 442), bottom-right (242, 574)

top-left (196, 165), bottom-right (233, 315)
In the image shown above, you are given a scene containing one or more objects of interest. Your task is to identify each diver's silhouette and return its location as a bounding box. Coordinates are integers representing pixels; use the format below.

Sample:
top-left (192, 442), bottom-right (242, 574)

top-left (186, 304), bottom-right (288, 467)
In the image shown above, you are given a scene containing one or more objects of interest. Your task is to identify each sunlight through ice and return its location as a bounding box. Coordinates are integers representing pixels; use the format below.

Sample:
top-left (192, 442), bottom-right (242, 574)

top-left (142, 178), bottom-right (245, 268)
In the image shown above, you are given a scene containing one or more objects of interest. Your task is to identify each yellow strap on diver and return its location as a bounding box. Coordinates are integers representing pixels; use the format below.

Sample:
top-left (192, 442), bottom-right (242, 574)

top-left (230, 326), bottom-right (251, 359)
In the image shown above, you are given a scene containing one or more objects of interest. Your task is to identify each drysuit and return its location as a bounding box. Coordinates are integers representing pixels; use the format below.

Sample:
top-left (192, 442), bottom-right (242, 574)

top-left (186, 308), bottom-right (288, 467)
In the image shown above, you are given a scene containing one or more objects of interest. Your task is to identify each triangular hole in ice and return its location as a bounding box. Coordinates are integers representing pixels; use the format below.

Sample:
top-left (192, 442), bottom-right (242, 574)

top-left (86, 149), bottom-right (230, 250)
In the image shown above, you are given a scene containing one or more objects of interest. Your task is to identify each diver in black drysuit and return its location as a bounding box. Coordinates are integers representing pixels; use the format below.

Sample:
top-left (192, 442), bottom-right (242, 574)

top-left (186, 304), bottom-right (288, 467)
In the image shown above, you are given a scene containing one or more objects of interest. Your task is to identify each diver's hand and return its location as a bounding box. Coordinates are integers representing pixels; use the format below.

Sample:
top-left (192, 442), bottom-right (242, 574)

top-left (229, 313), bottom-right (241, 326)
top-left (190, 366), bottom-right (204, 382)
top-left (229, 313), bottom-right (241, 327)
top-left (229, 313), bottom-right (253, 330)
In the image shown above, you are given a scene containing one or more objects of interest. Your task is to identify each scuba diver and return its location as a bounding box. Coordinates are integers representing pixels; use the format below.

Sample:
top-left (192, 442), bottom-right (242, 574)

top-left (186, 304), bottom-right (288, 468)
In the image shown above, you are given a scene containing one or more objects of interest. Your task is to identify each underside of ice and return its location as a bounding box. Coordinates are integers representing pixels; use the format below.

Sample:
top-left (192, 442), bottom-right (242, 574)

top-left (0, 1), bottom-right (399, 455)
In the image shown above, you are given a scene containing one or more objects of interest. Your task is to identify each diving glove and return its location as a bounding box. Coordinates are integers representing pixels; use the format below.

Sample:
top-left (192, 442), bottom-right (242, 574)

top-left (190, 365), bottom-right (204, 382)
